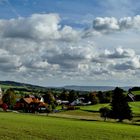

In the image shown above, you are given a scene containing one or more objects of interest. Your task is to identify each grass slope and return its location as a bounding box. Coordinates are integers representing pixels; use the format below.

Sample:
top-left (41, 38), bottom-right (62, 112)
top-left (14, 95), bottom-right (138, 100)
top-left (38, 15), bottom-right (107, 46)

top-left (132, 91), bottom-right (140, 95)
top-left (56, 102), bottom-right (140, 123)
top-left (0, 112), bottom-right (140, 140)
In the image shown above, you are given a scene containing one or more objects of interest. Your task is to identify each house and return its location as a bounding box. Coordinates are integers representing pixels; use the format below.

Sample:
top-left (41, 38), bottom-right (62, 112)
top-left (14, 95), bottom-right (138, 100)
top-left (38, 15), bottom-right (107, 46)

top-left (56, 100), bottom-right (69, 105)
top-left (70, 97), bottom-right (91, 106)
top-left (70, 98), bottom-right (83, 106)
top-left (14, 96), bottom-right (48, 113)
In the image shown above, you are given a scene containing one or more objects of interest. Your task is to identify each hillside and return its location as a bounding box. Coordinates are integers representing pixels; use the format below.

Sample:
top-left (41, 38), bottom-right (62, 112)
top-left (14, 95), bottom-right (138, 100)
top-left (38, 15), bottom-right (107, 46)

top-left (64, 85), bottom-right (132, 91)
top-left (0, 80), bottom-right (133, 93)
top-left (0, 81), bottom-right (50, 93)
top-left (0, 112), bottom-right (140, 140)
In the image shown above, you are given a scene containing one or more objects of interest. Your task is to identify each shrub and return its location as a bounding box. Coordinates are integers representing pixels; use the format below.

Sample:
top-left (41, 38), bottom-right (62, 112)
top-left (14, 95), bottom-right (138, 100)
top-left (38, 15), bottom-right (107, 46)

top-left (99, 107), bottom-right (111, 121)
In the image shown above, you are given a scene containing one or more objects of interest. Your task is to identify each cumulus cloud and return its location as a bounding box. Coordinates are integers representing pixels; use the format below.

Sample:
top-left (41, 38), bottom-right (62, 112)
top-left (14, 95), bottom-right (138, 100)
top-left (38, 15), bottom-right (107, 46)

top-left (0, 48), bottom-right (21, 72)
top-left (0, 13), bottom-right (80, 41)
top-left (90, 47), bottom-right (140, 74)
top-left (112, 57), bottom-right (140, 70)
top-left (93, 17), bottom-right (119, 33)
top-left (103, 47), bottom-right (135, 58)
top-left (92, 15), bottom-right (140, 33)
top-left (41, 43), bottom-right (94, 70)
top-left (0, 13), bottom-right (140, 85)
top-left (0, 13), bottom-right (96, 80)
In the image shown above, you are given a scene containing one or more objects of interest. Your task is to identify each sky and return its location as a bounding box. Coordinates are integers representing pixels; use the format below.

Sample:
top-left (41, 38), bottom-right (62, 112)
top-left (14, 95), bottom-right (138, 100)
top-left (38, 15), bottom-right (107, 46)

top-left (0, 0), bottom-right (140, 87)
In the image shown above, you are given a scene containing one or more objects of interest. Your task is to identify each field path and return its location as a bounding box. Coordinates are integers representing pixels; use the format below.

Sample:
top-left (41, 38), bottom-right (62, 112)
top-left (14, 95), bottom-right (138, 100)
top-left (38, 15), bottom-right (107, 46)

top-left (48, 113), bottom-right (100, 121)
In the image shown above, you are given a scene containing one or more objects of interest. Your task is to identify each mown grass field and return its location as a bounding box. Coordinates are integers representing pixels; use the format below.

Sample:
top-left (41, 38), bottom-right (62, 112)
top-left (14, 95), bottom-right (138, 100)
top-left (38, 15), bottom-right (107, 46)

top-left (80, 103), bottom-right (110, 112)
top-left (0, 112), bottom-right (140, 140)
top-left (55, 102), bottom-right (140, 123)
top-left (132, 91), bottom-right (140, 95)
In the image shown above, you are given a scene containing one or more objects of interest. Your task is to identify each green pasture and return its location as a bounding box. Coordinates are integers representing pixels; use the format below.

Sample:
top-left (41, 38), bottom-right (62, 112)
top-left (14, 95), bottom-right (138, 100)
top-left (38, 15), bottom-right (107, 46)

top-left (80, 103), bottom-right (110, 112)
top-left (132, 90), bottom-right (140, 95)
top-left (129, 101), bottom-right (140, 114)
top-left (78, 102), bottom-right (140, 115)
top-left (0, 85), bottom-right (13, 90)
top-left (55, 102), bottom-right (140, 123)
top-left (0, 112), bottom-right (140, 140)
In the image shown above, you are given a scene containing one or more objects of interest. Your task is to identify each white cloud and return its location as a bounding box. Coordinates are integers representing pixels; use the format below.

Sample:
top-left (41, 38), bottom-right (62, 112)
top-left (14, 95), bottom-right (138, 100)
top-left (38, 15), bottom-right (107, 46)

top-left (93, 17), bottom-right (119, 33)
top-left (103, 47), bottom-right (135, 58)
top-left (0, 13), bottom-right (140, 86)
top-left (0, 48), bottom-right (21, 72)
top-left (92, 15), bottom-right (140, 33)
top-left (0, 13), bottom-right (80, 41)
top-left (112, 56), bottom-right (140, 70)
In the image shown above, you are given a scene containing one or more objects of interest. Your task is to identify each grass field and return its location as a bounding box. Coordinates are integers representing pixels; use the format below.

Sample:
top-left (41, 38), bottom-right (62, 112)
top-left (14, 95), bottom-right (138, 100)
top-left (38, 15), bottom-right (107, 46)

top-left (0, 85), bottom-right (24, 89)
top-left (132, 91), bottom-right (140, 95)
top-left (0, 112), bottom-right (140, 140)
top-left (55, 102), bottom-right (140, 123)
top-left (129, 102), bottom-right (140, 114)
top-left (80, 103), bottom-right (110, 112)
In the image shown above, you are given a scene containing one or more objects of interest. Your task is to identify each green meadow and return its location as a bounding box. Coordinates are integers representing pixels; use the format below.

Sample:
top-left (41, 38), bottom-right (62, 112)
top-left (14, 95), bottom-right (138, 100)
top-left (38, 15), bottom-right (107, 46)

top-left (52, 102), bottom-right (140, 125)
top-left (0, 112), bottom-right (140, 140)
top-left (132, 91), bottom-right (140, 95)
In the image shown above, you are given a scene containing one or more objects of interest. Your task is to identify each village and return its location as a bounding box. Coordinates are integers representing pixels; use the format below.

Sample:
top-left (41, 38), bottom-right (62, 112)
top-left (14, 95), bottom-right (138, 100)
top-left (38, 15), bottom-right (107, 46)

top-left (0, 87), bottom-right (93, 113)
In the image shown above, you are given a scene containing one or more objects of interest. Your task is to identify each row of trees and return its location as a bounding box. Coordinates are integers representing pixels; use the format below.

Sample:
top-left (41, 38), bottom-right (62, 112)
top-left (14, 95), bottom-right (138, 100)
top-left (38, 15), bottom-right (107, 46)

top-left (58, 89), bottom-right (112, 104)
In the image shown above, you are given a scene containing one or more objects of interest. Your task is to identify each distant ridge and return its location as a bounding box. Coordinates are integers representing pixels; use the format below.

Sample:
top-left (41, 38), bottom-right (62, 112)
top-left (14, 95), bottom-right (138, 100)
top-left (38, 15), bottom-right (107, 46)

top-left (64, 85), bottom-right (132, 91)
top-left (0, 80), bottom-right (46, 88)
top-left (0, 80), bottom-right (132, 92)
top-left (0, 80), bottom-right (49, 93)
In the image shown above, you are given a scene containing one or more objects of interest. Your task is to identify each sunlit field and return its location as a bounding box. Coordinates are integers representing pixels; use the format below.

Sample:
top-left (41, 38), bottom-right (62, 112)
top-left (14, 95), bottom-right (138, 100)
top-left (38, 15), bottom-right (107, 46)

top-left (0, 112), bottom-right (140, 140)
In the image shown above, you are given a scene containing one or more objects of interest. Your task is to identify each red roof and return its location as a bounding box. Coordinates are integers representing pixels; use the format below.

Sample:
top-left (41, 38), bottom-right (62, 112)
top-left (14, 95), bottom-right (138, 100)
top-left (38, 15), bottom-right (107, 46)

top-left (23, 98), bottom-right (33, 104)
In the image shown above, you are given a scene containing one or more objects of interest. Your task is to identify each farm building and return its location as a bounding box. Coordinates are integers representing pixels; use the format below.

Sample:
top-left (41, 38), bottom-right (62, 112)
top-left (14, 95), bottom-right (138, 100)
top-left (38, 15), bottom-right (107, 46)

top-left (14, 96), bottom-right (48, 113)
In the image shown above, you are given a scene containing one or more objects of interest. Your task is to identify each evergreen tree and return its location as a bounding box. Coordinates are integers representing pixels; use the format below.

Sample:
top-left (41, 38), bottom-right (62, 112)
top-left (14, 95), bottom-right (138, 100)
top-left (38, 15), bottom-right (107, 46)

top-left (110, 87), bottom-right (132, 122)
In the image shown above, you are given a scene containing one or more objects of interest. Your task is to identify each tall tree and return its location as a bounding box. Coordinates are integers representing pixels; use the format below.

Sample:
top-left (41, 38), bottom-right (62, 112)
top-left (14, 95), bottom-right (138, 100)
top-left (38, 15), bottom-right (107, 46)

top-left (89, 92), bottom-right (99, 105)
top-left (59, 89), bottom-right (69, 101)
top-left (68, 90), bottom-right (78, 103)
top-left (43, 91), bottom-right (56, 111)
top-left (43, 91), bottom-right (55, 104)
top-left (110, 87), bottom-right (132, 122)
top-left (2, 88), bottom-right (16, 109)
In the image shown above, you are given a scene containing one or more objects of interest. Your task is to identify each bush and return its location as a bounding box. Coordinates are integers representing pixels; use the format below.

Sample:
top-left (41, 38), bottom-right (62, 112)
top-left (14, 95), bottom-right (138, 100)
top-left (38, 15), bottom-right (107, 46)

top-left (99, 107), bottom-right (111, 121)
